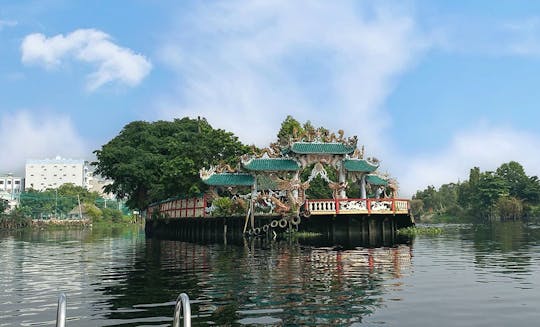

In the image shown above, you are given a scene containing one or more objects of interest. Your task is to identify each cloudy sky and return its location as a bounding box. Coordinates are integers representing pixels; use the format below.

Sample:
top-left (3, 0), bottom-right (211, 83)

top-left (2, 0), bottom-right (540, 196)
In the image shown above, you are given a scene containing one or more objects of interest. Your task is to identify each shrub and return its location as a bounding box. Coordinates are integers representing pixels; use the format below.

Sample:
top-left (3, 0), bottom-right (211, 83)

top-left (213, 197), bottom-right (233, 216)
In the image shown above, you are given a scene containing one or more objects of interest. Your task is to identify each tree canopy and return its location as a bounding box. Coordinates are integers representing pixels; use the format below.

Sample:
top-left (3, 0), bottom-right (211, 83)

top-left (93, 117), bottom-right (250, 209)
top-left (413, 161), bottom-right (540, 222)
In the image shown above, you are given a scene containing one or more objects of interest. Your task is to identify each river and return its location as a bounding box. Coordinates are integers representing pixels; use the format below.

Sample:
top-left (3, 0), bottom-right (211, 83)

top-left (1, 222), bottom-right (539, 326)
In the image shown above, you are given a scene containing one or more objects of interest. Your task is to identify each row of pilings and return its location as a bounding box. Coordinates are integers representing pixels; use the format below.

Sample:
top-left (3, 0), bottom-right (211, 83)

top-left (145, 213), bottom-right (414, 247)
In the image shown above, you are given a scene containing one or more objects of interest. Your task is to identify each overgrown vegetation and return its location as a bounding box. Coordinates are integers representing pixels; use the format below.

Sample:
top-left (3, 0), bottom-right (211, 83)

top-left (413, 161), bottom-right (540, 222)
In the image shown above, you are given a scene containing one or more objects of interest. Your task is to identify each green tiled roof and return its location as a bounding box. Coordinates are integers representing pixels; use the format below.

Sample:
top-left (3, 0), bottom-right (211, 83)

top-left (366, 175), bottom-right (388, 186)
top-left (343, 159), bottom-right (378, 172)
top-left (290, 142), bottom-right (355, 154)
top-left (202, 173), bottom-right (254, 186)
top-left (243, 158), bottom-right (300, 171)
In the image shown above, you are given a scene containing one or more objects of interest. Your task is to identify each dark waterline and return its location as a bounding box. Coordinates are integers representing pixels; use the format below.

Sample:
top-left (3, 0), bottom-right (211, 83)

top-left (1, 223), bottom-right (539, 326)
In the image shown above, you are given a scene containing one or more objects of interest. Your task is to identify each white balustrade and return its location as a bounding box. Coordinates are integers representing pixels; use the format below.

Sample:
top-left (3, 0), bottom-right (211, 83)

top-left (307, 199), bottom-right (409, 215)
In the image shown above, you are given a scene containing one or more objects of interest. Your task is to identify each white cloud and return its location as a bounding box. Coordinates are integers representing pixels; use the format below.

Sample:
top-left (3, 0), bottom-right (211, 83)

top-left (21, 29), bottom-right (152, 90)
top-left (0, 19), bottom-right (17, 31)
top-left (156, 1), bottom-right (427, 150)
top-left (0, 111), bottom-right (88, 174)
top-left (432, 16), bottom-right (540, 57)
top-left (503, 18), bottom-right (540, 56)
top-left (397, 125), bottom-right (540, 197)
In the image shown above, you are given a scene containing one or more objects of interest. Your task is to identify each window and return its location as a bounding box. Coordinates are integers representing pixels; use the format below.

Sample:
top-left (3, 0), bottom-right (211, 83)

top-left (0, 181), bottom-right (3, 184)
top-left (14, 181), bottom-right (20, 185)
top-left (7, 181), bottom-right (11, 185)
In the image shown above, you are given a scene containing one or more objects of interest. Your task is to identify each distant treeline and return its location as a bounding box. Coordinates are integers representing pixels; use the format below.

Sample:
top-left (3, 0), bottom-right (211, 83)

top-left (0, 183), bottom-right (131, 229)
top-left (412, 161), bottom-right (540, 222)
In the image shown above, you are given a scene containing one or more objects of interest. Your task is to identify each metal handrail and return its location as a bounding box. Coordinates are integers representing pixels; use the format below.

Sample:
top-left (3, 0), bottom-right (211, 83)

top-left (56, 293), bottom-right (66, 327)
top-left (172, 293), bottom-right (191, 327)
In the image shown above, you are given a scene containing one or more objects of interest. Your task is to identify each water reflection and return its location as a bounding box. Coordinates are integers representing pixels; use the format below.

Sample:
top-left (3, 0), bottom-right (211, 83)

top-left (464, 222), bottom-right (538, 278)
top-left (3, 223), bottom-right (540, 326)
top-left (99, 238), bottom-right (413, 326)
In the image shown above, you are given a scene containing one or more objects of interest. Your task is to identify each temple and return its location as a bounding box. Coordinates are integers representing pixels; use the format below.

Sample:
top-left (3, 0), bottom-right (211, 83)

top-left (145, 128), bottom-right (413, 241)
top-left (198, 128), bottom-right (410, 229)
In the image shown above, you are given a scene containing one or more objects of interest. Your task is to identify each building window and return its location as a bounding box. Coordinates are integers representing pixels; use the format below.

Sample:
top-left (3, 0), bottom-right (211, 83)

top-left (15, 181), bottom-right (20, 185)
top-left (0, 181), bottom-right (3, 184)
top-left (7, 181), bottom-right (11, 185)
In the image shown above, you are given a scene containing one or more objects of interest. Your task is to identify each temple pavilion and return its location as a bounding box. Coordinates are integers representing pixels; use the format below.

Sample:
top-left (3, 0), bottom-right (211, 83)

top-left (199, 129), bottom-right (408, 219)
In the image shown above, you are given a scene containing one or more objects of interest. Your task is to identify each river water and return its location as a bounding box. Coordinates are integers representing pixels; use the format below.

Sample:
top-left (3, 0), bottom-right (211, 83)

top-left (1, 222), bottom-right (539, 326)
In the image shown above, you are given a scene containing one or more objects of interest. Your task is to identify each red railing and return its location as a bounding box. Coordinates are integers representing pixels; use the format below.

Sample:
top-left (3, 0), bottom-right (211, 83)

top-left (147, 195), bottom-right (207, 219)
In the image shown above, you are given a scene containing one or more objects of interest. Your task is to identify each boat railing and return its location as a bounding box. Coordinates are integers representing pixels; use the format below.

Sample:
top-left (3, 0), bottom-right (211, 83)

top-left (56, 293), bottom-right (66, 327)
top-left (173, 293), bottom-right (192, 327)
top-left (55, 292), bottom-right (192, 327)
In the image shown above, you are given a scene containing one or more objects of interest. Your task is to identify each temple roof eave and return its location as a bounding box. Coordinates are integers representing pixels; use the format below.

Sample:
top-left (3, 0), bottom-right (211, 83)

top-left (365, 174), bottom-right (388, 186)
top-left (343, 159), bottom-right (378, 173)
top-left (201, 173), bottom-right (255, 186)
top-left (289, 142), bottom-right (355, 155)
top-left (242, 158), bottom-right (300, 172)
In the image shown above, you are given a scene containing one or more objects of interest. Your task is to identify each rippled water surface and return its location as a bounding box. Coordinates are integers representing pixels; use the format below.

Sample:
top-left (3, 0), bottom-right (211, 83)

top-left (1, 222), bottom-right (540, 326)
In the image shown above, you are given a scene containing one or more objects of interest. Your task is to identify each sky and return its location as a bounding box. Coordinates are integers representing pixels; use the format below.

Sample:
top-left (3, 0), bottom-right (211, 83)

top-left (2, 0), bottom-right (540, 197)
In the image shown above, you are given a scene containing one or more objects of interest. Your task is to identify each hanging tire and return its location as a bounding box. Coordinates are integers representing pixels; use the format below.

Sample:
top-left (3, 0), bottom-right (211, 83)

top-left (254, 227), bottom-right (261, 235)
top-left (270, 220), bottom-right (279, 228)
top-left (262, 224), bottom-right (269, 233)
top-left (291, 216), bottom-right (301, 226)
top-left (302, 209), bottom-right (311, 218)
top-left (278, 218), bottom-right (288, 228)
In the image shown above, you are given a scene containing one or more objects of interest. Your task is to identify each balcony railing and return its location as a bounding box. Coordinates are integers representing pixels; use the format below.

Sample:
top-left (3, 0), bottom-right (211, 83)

top-left (306, 198), bottom-right (410, 215)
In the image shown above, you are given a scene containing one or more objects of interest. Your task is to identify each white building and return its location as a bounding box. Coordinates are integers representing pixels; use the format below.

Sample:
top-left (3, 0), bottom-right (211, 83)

top-left (0, 174), bottom-right (24, 209)
top-left (25, 156), bottom-right (91, 191)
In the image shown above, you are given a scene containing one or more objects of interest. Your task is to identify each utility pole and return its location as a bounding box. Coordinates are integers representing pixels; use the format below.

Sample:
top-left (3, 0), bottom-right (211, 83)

top-left (77, 194), bottom-right (82, 220)
top-left (55, 188), bottom-right (58, 219)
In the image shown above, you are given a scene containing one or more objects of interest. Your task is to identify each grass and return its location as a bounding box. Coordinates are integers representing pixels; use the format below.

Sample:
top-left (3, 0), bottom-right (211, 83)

top-left (397, 226), bottom-right (444, 237)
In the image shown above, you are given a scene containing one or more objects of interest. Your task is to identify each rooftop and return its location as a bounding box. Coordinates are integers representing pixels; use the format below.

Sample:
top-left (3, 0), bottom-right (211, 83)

top-left (343, 159), bottom-right (378, 173)
top-left (243, 158), bottom-right (300, 171)
top-left (289, 142), bottom-right (355, 155)
top-left (202, 173), bottom-right (254, 186)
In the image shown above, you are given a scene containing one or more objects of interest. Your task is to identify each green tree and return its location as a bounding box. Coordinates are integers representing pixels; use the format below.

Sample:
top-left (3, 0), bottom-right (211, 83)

top-left (496, 161), bottom-right (529, 199)
top-left (0, 199), bottom-right (7, 215)
top-left (277, 115), bottom-right (303, 144)
top-left (476, 171), bottom-right (508, 219)
top-left (93, 117), bottom-right (249, 209)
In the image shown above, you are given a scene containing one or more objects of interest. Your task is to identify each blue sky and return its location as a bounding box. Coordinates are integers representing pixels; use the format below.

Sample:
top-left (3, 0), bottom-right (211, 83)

top-left (2, 0), bottom-right (540, 196)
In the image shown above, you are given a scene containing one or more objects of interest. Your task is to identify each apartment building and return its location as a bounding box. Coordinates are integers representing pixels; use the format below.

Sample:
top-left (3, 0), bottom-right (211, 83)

top-left (25, 156), bottom-right (90, 191)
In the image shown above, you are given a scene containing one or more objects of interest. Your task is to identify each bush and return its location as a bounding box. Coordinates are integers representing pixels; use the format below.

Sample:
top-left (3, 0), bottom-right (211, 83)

top-left (102, 208), bottom-right (123, 223)
top-left (496, 196), bottom-right (523, 220)
top-left (213, 197), bottom-right (233, 216)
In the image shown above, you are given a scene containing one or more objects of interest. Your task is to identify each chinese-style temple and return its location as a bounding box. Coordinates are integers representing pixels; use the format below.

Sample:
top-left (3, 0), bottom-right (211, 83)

top-left (145, 128), bottom-right (414, 243)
